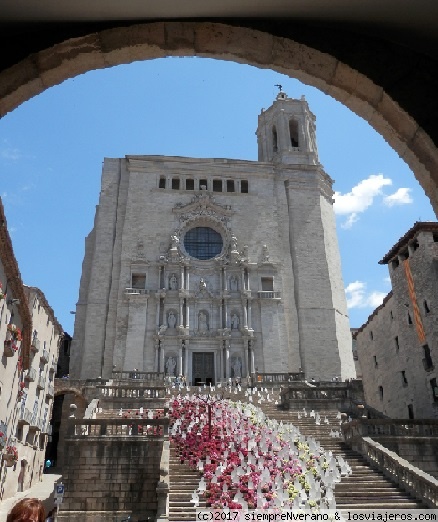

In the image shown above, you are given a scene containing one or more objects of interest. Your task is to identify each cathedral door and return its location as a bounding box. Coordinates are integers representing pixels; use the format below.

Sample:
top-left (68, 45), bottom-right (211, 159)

top-left (192, 352), bottom-right (215, 386)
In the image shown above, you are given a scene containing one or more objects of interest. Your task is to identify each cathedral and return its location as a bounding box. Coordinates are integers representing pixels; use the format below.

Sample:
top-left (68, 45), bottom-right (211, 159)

top-left (70, 91), bottom-right (356, 383)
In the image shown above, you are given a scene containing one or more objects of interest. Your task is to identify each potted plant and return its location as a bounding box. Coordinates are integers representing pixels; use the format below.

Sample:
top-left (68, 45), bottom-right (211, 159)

top-left (3, 445), bottom-right (18, 466)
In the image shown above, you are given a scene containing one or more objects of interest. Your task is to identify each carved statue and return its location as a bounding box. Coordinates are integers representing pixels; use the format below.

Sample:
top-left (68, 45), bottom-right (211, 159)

top-left (262, 244), bottom-right (270, 262)
top-left (169, 273), bottom-right (178, 290)
top-left (165, 356), bottom-right (176, 376)
top-left (199, 278), bottom-right (207, 291)
top-left (168, 311), bottom-right (176, 329)
top-left (198, 311), bottom-right (208, 331)
top-left (170, 234), bottom-right (179, 248)
top-left (232, 357), bottom-right (242, 378)
top-left (231, 313), bottom-right (240, 330)
top-left (231, 234), bottom-right (238, 251)
top-left (158, 324), bottom-right (168, 335)
top-left (230, 275), bottom-right (238, 291)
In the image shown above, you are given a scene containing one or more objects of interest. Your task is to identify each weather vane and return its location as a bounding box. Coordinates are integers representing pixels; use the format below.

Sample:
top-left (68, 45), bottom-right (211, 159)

top-left (274, 84), bottom-right (283, 93)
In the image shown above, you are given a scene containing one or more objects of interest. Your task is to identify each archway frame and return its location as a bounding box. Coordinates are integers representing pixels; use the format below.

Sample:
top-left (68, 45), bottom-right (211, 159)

top-left (0, 21), bottom-right (437, 213)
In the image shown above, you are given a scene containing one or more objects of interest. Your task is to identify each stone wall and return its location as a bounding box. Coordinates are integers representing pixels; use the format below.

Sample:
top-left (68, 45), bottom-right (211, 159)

top-left (58, 434), bottom-right (164, 521)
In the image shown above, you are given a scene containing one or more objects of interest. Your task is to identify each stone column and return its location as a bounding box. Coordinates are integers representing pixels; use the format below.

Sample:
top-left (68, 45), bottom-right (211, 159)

top-left (244, 340), bottom-right (249, 378)
top-left (224, 267), bottom-right (228, 291)
top-left (178, 344), bottom-right (183, 377)
top-left (158, 265), bottom-right (162, 289)
top-left (249, 342), bottom-right (255, 374)
top-left (247, 299), bottom-right (252, 329)
top-left (156, 297), bottom-right (161, 329)
top-left (184, 341), bottom-right (189, 380)
top-left (219, 301), bottom-right (223, 329)
top-left (179, 299), bottom-right (184, 327)
top-left (225, 342), bottom-right (230, 379)
top-left (186, 268), bottom-right (190, 291)
top-left (180, 266), bottom-right (184, 290)
top-left (242, 301), bottom-right (248, 329)
top-left (154, 342), bottom-right (159, 372)
top-left (185, 301), bottom-right (190, 328)
top-left (224, 301), bottom-right (229, 329)
top-left (241, 268), bottom-right (245, 291)
top-left (160, 345), bottom-right (165, 374)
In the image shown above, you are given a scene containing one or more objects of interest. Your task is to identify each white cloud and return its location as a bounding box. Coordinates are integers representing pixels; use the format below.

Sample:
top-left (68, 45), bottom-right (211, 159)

top-left (0, 142), bottom-right (21, 161)
top-left (334, 174), bottom-right (392, 215)
top-left (345, 280), bottom-right (386, 309)
top-left (340, 212), bottom-right (359, 230)
top-left (383, 187), bottom-right (413, 207)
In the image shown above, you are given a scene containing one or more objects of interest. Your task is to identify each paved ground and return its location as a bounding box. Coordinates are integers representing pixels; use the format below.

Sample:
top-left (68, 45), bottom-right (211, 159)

top-left (0, 470), bottom-right (62, 520)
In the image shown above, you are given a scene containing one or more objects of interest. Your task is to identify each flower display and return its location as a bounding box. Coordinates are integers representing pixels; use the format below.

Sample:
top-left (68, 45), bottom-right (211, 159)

top-left (170, 395), bottom-right (351, 511)
top-left (7, 324), bottom-right (22, 342)
top-left (119, 408), bottom-right (165, 436)
top-left (4, 445), bottom-right (18, 462)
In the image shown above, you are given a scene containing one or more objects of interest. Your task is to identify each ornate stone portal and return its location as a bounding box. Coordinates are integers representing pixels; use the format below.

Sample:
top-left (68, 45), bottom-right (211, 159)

top-left (70, 92), bottom-right (356, 383)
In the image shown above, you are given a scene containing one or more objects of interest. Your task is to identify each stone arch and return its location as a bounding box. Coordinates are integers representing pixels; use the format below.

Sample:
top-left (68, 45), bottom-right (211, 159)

top-left (0, 21), bottom-right (437, 213)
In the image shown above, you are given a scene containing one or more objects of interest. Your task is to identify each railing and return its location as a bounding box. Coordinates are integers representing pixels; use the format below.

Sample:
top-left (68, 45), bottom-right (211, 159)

top-left (257, 291), bottom-right (281, 299)
top-left (357, 436), bottom-right (438, 507)
top-left (66, 417), bottom-right (169, 438)
top-left (96, 385), bottom-right (166, 399)
top-left (30, 338), bottom-right (40, 352)
top-left (112, 371), bottom-right (165, 383)
top-left (40, 349), bottom-right (49, 362)
top-left (125, 288), bottom-right (148, 295)
top-left (46, 384), bottom-right (54, 398)
top-left (342, 418), bottom-right (438, 439)
top-left (84, 398), bottom-right (100, 419)
top-left (17, 408), bottom-right (32, 425)
top-left (25, 367), bottom-right (37, 381)
top-left (255, 372), bottom-right (305, 384)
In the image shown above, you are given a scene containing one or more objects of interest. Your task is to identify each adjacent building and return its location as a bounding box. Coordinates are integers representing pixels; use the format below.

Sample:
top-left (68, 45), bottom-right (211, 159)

top-left (71, 91), bottom-right (355, 383)
top-left (355, 222), bottom-right (438, 418)
top-left (0, 198), bottom-right (63, 501)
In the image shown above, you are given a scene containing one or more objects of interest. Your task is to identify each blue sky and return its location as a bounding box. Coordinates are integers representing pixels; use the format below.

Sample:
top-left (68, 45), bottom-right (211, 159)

top-left (0, 57), bottom-right (435, 334)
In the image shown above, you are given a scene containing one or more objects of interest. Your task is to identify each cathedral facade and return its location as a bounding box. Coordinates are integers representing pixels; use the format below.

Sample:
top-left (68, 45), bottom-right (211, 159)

top-left (70, 92), bottom-right (355, 383)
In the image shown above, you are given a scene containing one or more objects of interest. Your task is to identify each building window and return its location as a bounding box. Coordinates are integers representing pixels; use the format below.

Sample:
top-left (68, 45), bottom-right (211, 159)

top-left (289, 119), bottom-right (299, 147)
top-left (411, 239), bottom-right (419, 251)
top-left (186, 179), bottom-right (194, 190)
top-left (392, 258), bottom-right (399, 269)
top-left (401, 371), bottom-right (408, 386)
top-left (184, 227), bottom-right (223, 260)
top-left (400, 249), bottom-right (409, 260)
top-left (407, 311), bottom-right (413, 325)
top-left (226, 180), bottom-right (235, 193)
top-left (261, 277), bottom-right (274, 291)
top-left (241, 180), bottom-right (248, 193)
top-left (373, 356), bottom-right (378, 368)
top-left (390, 310), bottom-right (394, 321)
top-left (424, 300), bottom-right (431, 314)
top-left (370, 331), bottom-right (374, 341)
top-left (199, 179), bottom-right (208, 191)
top-left (272, 126), bottom-right (278, 153)
top-left (423, 344), bottom-right (434, 371)
top-left (408, 404), bottom-right (414, 419)
top-left (159, 176), bottom-right (166, 189)
top-left (172, 177), bottom-right (180, 190)
top-left (430, 378), bottom-right (438, 402)
top-left (395, 336), bottom-right (399, 352)
top-left (131, 274), bottom-right (146, 290)
top-left (378, 386), bottom-right (383, 400)
top-left (213, 179), bottom-right (222, 192)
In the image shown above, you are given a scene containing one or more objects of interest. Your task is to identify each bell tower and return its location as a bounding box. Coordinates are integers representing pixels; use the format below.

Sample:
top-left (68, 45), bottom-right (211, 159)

top-left (256, 90), bottom-right (319, 165)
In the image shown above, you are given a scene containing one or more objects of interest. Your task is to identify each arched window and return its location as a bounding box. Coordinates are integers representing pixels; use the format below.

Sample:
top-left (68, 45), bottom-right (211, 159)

top-left (289, 119), bottom-right (299, 147)
top-left (184, 227), bottom-right (223, 260)
top-left (272, 126), bottom-right (278, 153)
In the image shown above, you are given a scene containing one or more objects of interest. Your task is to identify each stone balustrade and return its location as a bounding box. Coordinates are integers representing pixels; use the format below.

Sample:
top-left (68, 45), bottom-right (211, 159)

top-left (255, 372), bottom-right (305, 384)
top-left (66, 417), bottom-right (169, 438)
top-left (112, 370), bottom-right (165, 383)
top-left (348, 434), bottom-right (438, 508)
top-left (342, 418), bottom-right (438, 438)
top-left (96, 385), bottom-right (166, 399)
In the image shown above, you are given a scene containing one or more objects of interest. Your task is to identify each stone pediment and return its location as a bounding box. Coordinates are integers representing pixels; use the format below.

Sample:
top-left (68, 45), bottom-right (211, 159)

top-left (173, 193), bottom-right (233, 223)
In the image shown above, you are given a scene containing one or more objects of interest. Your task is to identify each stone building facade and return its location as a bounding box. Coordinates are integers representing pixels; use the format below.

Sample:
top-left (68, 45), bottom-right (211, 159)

top-left (0, 198), bottom-right (63, 502)
top-left (71, 92), bottom-right (355, 384)
top-left (355, 222), bottom-right (438, 418)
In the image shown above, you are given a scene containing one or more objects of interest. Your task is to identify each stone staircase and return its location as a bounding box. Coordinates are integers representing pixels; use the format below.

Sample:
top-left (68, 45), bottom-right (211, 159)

top-left (166, 385), bottom-right (426, 519)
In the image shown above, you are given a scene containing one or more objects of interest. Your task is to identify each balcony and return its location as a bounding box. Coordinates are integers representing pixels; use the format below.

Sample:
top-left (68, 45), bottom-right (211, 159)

top-left (125, 287), bottom-right (148, 295)
top-left (40, 349), bottom-right (49, 363)
top-left (30, 338), bottom-right (40, 352)
top-left (17, 408), bottom-right (33, 425)
top-left (257, 291), bottom-right (281, 299)
top-left (37, 375), bottom-right (46, 390)
top-left (24, 368), bottom-right (37, 382)
top-left (46, 384), bottom-right (54, 398)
